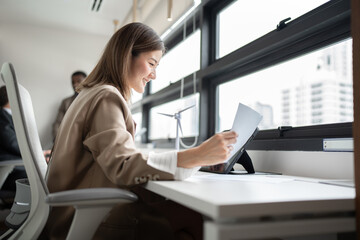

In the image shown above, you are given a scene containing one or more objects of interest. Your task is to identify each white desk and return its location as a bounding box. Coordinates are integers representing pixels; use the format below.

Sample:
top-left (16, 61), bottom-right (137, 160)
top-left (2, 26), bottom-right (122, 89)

top-left (145, 172), bottom-right (356, 240)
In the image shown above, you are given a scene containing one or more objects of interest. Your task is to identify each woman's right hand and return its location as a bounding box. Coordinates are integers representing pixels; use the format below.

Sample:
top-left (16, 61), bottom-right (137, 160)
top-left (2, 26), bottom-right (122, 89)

top-left (177, 131), bottom-right (238, 168)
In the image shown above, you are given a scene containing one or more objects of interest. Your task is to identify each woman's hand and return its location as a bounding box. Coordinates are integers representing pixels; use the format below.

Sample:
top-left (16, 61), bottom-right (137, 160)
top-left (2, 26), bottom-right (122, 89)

top-left (177, 131), bottom-right (238, 168)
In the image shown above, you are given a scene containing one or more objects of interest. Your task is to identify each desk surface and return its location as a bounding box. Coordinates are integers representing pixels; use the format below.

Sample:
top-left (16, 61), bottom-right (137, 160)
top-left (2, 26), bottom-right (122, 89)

top-left (145, 172), bottom-right (355, 221)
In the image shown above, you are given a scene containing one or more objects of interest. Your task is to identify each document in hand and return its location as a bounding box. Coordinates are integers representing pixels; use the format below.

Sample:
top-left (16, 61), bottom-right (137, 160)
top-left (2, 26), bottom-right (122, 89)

top-left (201, 103), bottom-right (262, 174)
top-left (226, 102), bottom-right (263, 163)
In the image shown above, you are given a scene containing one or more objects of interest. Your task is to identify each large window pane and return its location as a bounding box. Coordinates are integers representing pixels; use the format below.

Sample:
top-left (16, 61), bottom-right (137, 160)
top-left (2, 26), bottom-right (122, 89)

top-left (218, 0), bottom-right (329, 58)
top-left (149, 94), bottom-right (199, 139)
top-left (131, 89), bottom-right (143, 103)
top-left (132, 112), bottom-right (143, 142)
top-left (151, 30), bottom-right (201, 93)
top-left (217, 39), bottom-right (353, 132)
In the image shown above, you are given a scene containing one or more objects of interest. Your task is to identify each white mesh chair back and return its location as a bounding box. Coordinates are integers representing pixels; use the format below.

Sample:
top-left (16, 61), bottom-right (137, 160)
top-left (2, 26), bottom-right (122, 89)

top-left (1, 62), bottom-right (49, 239)
top-left (1, 62), bottom-right (138, 240)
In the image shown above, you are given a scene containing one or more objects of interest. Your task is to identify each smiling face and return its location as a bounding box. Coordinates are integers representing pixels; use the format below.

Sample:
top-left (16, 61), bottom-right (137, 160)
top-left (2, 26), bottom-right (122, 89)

top-left (128, 50), bottom-right (162, 93)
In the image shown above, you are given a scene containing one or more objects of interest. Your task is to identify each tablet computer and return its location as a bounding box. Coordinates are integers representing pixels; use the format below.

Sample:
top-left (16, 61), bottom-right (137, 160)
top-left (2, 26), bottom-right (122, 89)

top-left (200, 103), bottom-right (262, 174)
top-left (200, 127), bottom-right (258, 174)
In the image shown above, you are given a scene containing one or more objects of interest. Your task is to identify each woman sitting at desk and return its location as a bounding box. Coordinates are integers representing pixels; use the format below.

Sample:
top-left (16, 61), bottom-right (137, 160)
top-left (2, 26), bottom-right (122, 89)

top-left (45, 22), bottom-right (237, 240)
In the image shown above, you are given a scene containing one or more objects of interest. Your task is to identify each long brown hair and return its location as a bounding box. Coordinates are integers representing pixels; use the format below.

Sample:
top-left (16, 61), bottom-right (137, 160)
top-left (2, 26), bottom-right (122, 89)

top-left (77, 22), bottom-right (165, 101)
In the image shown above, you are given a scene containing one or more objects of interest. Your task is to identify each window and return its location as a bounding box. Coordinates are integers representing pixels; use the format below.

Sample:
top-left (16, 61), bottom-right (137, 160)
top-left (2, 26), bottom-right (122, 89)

top-left (131, 89), bottom-right (143, 103)
top-left (131, 0), bottom-right (352, 151)
top-left (217, 0), bottom-right (329, 58)
top-left (151, 30), bottom-right (201, 94)
top-left (217, 39), bottom-right (352, 132)
top-left (132, 112), bottom-right (143, 142)
top-left (149, 93), bottom-right (199, 139)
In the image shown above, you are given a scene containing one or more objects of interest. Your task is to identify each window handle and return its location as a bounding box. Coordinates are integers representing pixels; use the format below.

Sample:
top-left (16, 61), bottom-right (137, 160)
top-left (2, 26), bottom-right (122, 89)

top-left (278, 126), bottom-right (293, 137)
top-left (277, 17), bottom-right (291, 31)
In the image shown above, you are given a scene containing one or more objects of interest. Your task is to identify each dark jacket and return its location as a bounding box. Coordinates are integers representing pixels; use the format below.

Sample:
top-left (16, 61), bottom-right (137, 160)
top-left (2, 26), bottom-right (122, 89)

top-left (0, 108), bottom-right (21, 160)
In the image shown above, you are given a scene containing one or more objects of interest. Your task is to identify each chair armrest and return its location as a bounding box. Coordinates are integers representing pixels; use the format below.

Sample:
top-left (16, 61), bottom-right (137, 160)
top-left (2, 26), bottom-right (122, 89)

top-left (46, 188), bottom-right (138, 207)
top-left (0, 159), bottom-right (23, 166)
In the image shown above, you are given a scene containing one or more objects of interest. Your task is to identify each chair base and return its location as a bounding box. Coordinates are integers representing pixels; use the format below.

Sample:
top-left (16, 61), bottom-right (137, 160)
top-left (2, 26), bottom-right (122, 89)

top-left (5, 179), bottom-right (31, 230)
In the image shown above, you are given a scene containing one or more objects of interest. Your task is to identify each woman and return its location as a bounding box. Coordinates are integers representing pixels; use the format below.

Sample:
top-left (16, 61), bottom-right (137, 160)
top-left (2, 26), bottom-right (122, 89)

top-left (45, 22), bottom-right (237, 240)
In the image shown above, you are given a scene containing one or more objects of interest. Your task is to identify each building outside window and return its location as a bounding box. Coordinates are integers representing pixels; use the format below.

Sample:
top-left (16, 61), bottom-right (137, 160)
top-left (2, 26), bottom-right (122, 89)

top-left (217, 39), bottom-right (353, 132)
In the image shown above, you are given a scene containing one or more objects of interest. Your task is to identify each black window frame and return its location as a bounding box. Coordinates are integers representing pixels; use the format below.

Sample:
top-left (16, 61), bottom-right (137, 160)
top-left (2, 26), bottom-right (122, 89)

top-left (131, 0), bottom-right (353, 151)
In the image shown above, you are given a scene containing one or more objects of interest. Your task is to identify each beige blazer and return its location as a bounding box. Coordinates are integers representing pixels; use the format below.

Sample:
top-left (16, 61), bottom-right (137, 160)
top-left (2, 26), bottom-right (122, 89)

top-left (45, 85), bottom-right (176, 240)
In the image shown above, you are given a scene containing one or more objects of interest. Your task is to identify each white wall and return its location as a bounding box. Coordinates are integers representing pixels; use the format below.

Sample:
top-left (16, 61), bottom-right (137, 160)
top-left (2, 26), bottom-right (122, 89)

top-left (243, 150), bottom-right (354, 180)
top-left (0, 23), bottom-right (110, 148)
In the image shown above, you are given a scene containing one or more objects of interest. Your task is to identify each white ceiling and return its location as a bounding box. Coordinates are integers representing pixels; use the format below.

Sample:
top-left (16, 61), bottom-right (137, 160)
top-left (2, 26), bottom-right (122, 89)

top-left (0, 0), bottom-right (137, 37)
top-left (0, 0), bottom-right (196, 37)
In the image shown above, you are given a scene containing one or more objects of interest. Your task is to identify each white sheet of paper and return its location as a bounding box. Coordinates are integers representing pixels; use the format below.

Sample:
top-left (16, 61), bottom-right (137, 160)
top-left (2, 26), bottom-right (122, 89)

top-left (225, 103), bottom-right (262, 163)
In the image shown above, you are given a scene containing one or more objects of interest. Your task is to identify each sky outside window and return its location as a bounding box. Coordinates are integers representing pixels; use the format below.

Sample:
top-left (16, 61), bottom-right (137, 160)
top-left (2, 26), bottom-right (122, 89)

top-left (151, 30), bottom-right (201, 94)
top-left (218, 0), bottom-right (329, 58)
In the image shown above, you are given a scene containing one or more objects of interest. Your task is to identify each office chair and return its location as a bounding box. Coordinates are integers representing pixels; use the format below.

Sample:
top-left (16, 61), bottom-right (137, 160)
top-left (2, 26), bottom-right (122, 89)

top-left (0, 159), bottom-right (23, 207)
top-left (0, 160), bottom-right (23, 190)
top-left (0, 62), bottom-right (138, 240)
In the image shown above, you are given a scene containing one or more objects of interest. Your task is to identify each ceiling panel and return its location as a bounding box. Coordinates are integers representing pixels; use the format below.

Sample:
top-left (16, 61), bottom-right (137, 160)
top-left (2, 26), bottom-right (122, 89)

top-left (0, 0), bottom-right (196, 37)
top-left (0, 0), bottom-right (133, 36)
